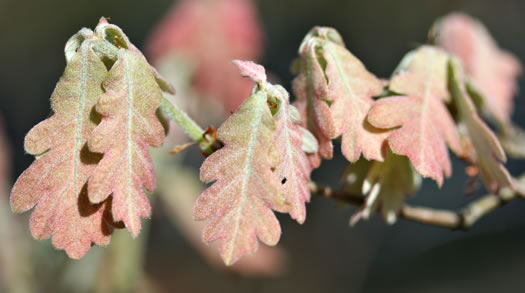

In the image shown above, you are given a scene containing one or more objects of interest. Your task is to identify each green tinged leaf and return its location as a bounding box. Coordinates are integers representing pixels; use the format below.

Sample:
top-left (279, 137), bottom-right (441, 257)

top-left (448, 59), bottom-right (514, 194)
top-left (194, 91), bottom-right (286, 266)
top-left (87, 49), bottom-right (165, 237)
top-left (10, 42), bottom-right (115, 259)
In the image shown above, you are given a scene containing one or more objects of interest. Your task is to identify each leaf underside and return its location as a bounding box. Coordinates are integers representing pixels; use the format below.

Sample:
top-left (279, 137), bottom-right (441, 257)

top-left (448, 59), bottom-right (513, 193)
top-left (321, 40), bottom-right (388, 162)
top-left (368, 46), bottom-right (462, 186)
top-left (194, 91), bottom-right (286, 266)
top-left (87, 49), bottom-right (165, 237)
top-left (10, 43), bottom-right (115, 259)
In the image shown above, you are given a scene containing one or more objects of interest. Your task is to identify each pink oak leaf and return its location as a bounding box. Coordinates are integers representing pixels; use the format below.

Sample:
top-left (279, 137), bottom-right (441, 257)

top-left (321, 40), bottom-right (389, 162)
top-left (448, 59), bottom-right (514, 193)
top-left (194, 91), bottom-right (286, 266)
top-left (433, 12), bottom-right (522, 125)
top-left (368, 46), bottom-right (462, 186)
top-left (273, 93), bottom-right (315, 224)
top-left (87, 49), bottom-right (165, 237)
top-left (10, 43), bottom-right (116, 259)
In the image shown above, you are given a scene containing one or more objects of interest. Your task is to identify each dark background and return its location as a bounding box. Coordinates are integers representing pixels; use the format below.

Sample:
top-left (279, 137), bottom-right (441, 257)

top-left (1, 0), bottom-right (525, 292)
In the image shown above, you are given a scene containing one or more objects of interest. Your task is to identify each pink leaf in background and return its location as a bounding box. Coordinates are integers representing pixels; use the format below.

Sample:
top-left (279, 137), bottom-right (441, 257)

top-left (146, 0), bottom-right (263, 112)
top-left (87, 49), bottom-right (165, 237)
top-left (368, 46), bottom-right (462, 186)
top-left (10, 43), bottom-right (114, 259)
top-left (194, 91), bottom-right (286, 266)
top-left (433, 12), bottom-right (522, 125)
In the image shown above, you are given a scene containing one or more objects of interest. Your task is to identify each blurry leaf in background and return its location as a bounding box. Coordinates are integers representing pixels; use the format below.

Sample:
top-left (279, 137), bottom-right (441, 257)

top-left (432, 12), bottom-right (522, 127)
top-left (0, 116), bottom-right (35, 293)
top-left (146, 0), bottom-right (264, 113)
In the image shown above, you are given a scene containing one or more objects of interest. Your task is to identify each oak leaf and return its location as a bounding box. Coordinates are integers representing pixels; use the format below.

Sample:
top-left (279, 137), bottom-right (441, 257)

top-left (432, 12), bottom-right (522, 126)
top-left (292, 27), bottom-right (340, 160)
top-left (448, 59), bottom-right (514, 193)
top-left (367, 46), bottom-right (462, 186)
top-left (320, 37), bottom-right (388, 162)
top-left (10, 42), bottom-right (115, 259)
top-left (194, 90), bottom-right (286, 265)
top-left (87, 49), bottom-right (165, 237)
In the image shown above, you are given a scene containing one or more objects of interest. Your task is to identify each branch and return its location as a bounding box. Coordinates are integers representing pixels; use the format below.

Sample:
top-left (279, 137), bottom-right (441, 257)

top-left (309, 181), bottom-right (521, 230)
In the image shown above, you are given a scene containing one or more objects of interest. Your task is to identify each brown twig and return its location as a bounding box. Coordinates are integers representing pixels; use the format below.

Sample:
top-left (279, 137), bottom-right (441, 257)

top-left (309, 181), bottom-right (520, 230)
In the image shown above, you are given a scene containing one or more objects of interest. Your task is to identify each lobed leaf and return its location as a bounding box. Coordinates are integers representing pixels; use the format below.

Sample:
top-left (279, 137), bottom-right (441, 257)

top-left (292, 27), bottom-right (339, 160)
top-left (273, 88), bottom-right (315, 224)
top-left (368, 46), bottom-right (462, 186)
top-left (87, 49), bottom-right (165, 237)
top-left (10, 42), bottom-right (115, 259)
top-left (448, 59), bottom-right (513, 193)
top-left (349, 147), bottom-right (420, 225)
top-left (320, 38), bottom-right (388, 162)
top-left (432, 12), bottom-right (522, 126)
top-left (194, 90), bottom-right (286, 266)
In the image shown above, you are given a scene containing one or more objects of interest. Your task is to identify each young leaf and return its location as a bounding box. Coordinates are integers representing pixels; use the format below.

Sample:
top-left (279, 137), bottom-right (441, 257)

top-left (273, 89), bottom-right (315, 224)
top-left (292, 29), bottom-right (339, 160)
top-left (320, 37), bottom-right (388, 162)
top-left (349, 147), bottom-right (420, 225)
top-left (194, 90), bottom-right (286, 266)
top-left (87, 49), bottom-right (165, 237)
top-left (432, 12), bottom-right (522, 125)
top-left (448, 59), bottom-right (513, 193)
top-left (232, 59), bottom-right (316, 224)
top-left (10, 42), bottom-right (114, 259)
top-left (367, 46), bottom-right (462, 186)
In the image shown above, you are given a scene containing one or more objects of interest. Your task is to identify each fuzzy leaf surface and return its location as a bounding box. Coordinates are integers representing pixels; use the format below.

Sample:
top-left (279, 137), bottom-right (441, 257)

top-left (321, 40), bottom-right (388, 162)
top-left (448, 59), bottom-right (513, 193)
top-left (10, 43), bottom-right (114, 259)
top-left (194, 92), bottom-right (286, 266)
top-left (274, 92), bottom-right (314, 224)
top-left (292, 28), bottom-right (345, 160)
top-left (368, 46), bottom-right (462, 186)
top-left (87, 49), bottom-right (165, 237)
top-left (433, 12), bottom-right (522, 125)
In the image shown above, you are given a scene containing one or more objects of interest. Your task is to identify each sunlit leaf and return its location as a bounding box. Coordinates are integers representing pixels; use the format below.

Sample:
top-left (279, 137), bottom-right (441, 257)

top-left (320, 36), bottom-right (388, 162)
top-left (367, 46), bottom-right (462, 186)
top-left (10, 42), bottom-right (115, 259)
top-left (292, 27), bottom-right (340, 160)
top-left (87, 49), bottom-right (165, 237)
top-left (448, 58), bottom-right (513, 193)
top-left (432, 12), bottom-right (522, 125)
top-left (273, 90), bottom-right (315, 224)
top-left (194, 90), bottom-right (286, 265)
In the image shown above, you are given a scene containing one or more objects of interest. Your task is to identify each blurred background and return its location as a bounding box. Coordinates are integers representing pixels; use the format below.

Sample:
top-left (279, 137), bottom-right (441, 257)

top-left (1, 0), bottom-right (525, 292)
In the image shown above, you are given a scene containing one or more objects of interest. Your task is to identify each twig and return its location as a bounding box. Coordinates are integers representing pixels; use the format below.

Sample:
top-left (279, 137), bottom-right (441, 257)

top-left (309, 181), bottom-right (520, 230)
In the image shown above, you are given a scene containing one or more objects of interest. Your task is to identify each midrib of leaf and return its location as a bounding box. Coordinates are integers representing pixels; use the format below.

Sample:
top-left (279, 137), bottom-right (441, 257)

top-left (70, 44), bottom-right (90, 239)
top-left (418, 51), bottom-right (437, 170)
top-left (324, 43), bottom-right (361, 117)
top-left (123, 53), bottom-right (136, 233)
top-left (227, 93), bottom-right (265, 264)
